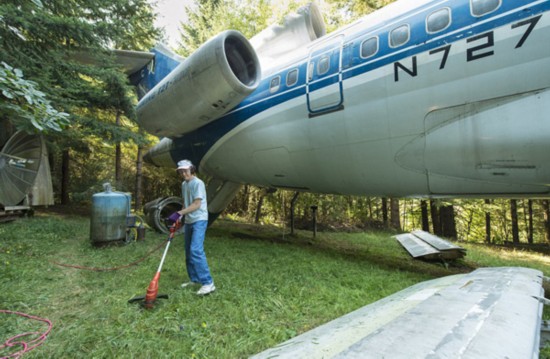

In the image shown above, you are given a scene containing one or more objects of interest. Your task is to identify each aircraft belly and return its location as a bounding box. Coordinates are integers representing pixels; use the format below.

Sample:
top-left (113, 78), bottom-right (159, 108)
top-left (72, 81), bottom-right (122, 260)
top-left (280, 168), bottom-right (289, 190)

top-left (396, 89), bottom-right (550, 194)
top-left (203, 94), bottom-right (429, 195)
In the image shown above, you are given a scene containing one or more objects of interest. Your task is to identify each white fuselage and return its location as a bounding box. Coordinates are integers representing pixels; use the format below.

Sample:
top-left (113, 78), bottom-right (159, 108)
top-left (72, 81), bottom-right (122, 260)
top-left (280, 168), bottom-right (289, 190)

top-left (195, 0), bottom-right (550, 198)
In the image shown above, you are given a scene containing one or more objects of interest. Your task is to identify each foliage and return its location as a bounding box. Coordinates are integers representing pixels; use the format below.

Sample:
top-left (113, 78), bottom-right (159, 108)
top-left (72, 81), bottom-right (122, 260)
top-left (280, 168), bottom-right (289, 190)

top-left (176, 0), bottom-right (395, 56)
top-left (178, 0), bottom-right (274, 57)
top-left (0, 62), bottom-right (69, 133)
top-left (2, 213), bottom-right (550, 357)
top-left (65, 140), bottom-right (182, 203)
top-left (0, 0), bottom-right (160, 154)
top-left (0, 0), bottom-right (163, 204)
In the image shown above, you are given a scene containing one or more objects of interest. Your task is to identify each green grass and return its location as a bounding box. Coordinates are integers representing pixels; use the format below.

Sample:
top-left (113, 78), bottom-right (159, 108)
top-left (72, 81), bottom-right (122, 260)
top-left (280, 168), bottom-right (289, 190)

top-left (1, 212), bottom-right (550, 358)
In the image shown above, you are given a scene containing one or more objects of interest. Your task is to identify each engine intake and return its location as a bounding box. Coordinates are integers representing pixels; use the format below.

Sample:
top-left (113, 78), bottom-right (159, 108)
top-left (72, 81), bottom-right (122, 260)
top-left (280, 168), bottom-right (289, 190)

top-left (136, 30), bottom-right (260, 138)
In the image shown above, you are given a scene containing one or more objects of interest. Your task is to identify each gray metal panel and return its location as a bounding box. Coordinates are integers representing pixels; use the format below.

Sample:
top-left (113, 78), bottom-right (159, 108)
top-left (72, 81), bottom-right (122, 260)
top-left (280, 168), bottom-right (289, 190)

top-left (250, 274), bottom-right (462, 359)
top-left (251, 267), bottom-right (543, 359)
top-left (395, 233), bottom-right (440, 258)
top-left (412, 230), bottom-right (464, 251)
top-left (338, 267), bottom-right (543, 359)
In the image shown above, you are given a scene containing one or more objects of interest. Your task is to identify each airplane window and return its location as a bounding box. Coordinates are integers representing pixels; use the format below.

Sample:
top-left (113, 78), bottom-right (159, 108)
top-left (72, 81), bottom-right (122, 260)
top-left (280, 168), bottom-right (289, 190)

top-left (308, 62), bottom-right (314, 81)
top-left (471, 0), bottom-right (501, 17)
top-left (286, 69), bottom-right (298, 87)
top-left (389, 24), bottom-right (410, 48)
top-left (318, 55), bottom-right (330, 75)
top-left (360, 37), bottom-right (378, 58)
top-left (269, 76), bottom-right (281, 93)
top-left (427, 8), bottom-right (451, 33)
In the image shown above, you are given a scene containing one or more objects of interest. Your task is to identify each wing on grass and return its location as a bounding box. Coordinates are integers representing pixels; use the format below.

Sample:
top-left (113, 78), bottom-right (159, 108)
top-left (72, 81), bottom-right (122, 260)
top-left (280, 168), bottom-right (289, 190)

top-left (252, 267), bottom-right (544, 358)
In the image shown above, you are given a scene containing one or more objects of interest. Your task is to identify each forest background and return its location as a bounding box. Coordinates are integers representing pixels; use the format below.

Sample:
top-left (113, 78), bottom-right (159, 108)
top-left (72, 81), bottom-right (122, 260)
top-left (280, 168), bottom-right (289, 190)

top-left (2, 0), bottom-right (549, 246)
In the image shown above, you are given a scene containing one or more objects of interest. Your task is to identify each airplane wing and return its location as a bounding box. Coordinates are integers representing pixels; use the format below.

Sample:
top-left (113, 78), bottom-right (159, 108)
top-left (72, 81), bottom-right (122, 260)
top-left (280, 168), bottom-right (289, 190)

top-left (251, 267), bottom-right (544, 358)
top-left (71, 49), bottom-right (154, 76)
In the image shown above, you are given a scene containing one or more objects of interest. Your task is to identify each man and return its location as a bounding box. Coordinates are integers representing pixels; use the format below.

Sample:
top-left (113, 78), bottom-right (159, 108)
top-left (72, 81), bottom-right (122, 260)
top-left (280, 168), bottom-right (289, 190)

top-left (174, 159), bottom-right (215, 295)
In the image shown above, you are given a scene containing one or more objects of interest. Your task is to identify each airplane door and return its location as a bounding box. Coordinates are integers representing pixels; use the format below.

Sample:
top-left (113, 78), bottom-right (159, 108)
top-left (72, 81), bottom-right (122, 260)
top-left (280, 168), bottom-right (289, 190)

top-left (306, 35), bottom-right (344, 116)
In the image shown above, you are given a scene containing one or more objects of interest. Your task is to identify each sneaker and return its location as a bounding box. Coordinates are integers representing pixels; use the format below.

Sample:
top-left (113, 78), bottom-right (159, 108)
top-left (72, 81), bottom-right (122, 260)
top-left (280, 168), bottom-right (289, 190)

top-left (197, 283), bottom-right (216, 295)
top-left (181, 281), bottom-right (199, 288)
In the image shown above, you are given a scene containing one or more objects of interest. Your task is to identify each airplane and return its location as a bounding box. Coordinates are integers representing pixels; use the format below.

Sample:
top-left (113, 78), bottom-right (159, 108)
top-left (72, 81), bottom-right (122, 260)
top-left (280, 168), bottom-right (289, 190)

top-left (128, 5), bottom-right (550, 353)
top-left (131, 0), bottom-right (550, 224)
top-left (2, 1), bottom-right (546, 355)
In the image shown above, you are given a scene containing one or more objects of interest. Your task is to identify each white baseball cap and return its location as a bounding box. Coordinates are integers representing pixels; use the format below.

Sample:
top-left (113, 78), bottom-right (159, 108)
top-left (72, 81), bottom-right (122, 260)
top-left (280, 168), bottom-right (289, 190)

top-left (176, 159), bottom-right (193, 170)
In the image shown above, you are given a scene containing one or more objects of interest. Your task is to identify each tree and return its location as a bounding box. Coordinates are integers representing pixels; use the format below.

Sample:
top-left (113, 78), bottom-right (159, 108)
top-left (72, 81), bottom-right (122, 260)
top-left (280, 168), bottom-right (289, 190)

top-left (1, 0), bottom-right (160, 203)
top-left (390, 198), bottom-right (400, 230)
top-left (543, 200), bottom-right (550, 243)
top-left (382, 197), bottom-right (388, 227)
top-left (178, 0), bottom-right (272, 57)
top-left (420, 200), bottom-right (429, 232)
top-left (485, 199), bottom-right (492, 244)
top-left (527, 200), bottom-right (534, 244)
top-left (0, 62), bottom-right (69, 133)
top-left (430, 200), bottom-right (441, 235)
top-left (440, 204), bottom-right (457, 239)
top-left (510, 199), bottom-right (519, 244)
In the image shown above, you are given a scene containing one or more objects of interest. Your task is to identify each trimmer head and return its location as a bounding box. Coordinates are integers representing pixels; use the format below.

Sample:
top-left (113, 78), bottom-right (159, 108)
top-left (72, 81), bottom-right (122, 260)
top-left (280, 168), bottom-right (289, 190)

top-left (128, 293), bottom-right (169, 308)
top-left (128, 222), bottom-right (180, 309)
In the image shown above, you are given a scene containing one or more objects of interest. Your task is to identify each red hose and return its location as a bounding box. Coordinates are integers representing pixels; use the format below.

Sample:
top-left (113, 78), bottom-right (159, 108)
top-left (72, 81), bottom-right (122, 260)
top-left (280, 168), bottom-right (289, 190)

top-left (51, 240), bottom-right (168, 271)
top-left (0, 310), bottom-right (52, 359)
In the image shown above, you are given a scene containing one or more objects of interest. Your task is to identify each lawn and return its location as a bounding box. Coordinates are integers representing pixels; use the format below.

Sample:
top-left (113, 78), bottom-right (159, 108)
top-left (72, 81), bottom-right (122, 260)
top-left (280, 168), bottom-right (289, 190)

top-left (1, 210), bottom-right (550, 358)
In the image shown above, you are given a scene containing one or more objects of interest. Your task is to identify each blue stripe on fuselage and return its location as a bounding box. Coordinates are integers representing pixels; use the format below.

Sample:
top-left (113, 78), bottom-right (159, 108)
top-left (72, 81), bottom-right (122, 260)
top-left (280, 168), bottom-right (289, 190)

top-left (170, 0), bottom-right (550, 167)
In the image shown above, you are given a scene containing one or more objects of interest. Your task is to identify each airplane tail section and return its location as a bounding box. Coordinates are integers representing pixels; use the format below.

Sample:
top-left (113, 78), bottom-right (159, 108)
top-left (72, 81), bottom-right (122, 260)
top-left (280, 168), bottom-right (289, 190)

top-left (129, 44), bottom-right (185, 100)
top-left (250, 2), bottom-right (326, 74)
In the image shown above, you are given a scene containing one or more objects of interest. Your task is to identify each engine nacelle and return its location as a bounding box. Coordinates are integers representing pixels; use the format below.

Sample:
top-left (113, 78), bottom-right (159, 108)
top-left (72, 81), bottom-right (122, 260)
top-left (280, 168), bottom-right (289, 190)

top-left (136, 30), bottom-right (260, 138)
top-left (250, 3), bottom-right (326, 74)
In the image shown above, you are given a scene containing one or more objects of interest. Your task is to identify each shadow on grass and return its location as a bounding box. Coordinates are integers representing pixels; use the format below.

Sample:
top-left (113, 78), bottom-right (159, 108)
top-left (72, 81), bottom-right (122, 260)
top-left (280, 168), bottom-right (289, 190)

top-left (210, 220), bottom-right (476, 280)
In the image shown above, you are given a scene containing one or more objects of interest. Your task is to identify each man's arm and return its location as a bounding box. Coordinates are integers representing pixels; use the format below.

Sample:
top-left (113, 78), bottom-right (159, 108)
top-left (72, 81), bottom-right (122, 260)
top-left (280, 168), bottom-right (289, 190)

top-left (178, 198), bottom-right (202, 216)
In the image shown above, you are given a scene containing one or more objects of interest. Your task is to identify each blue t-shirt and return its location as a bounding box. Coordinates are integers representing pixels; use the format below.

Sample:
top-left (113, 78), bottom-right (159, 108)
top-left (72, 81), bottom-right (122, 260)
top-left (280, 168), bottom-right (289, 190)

top-left (181, 177), bottom-right (208, 223)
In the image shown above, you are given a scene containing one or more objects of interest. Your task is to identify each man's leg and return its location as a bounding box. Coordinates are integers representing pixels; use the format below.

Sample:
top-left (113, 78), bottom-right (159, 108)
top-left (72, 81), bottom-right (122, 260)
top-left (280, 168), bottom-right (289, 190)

top-left (188, 220), bottom-right (213, 285)
top-left (184, 223), bottom-right (199, 283)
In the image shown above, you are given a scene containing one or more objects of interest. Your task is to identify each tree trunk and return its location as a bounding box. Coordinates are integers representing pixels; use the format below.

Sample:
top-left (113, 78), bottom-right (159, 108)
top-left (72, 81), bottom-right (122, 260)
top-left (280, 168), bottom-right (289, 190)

top-left (543, 200), bottom-right (550, 243)
top-left (485, 199), bottom-right (492, 244)
top-left (420, 200), bottom-right (430, 232)
top-left (115, 111), bottom-right (122, 190)
top-left (528, 199), bottom-right (533, 244)
top-left (255, 191), bottom-right (266, 224)
top-left (510, 199), bottom-right (519, 244)
top-left (382, 197), bottom-right (388, 227)
top-left (430, 200), bottom-right (441, 236)
top-left (440, 205), bottom-right (457, 239)
top-left (367, 197), bottom-right (373, 220)
top-left (134, 145), bottom-right (143, 211)
top-left (61, 149), bottom-right (70, 205)
top-left (290, 192), bottom-right (299, 235)
top-left (390, 198), bottom-right (401, 230)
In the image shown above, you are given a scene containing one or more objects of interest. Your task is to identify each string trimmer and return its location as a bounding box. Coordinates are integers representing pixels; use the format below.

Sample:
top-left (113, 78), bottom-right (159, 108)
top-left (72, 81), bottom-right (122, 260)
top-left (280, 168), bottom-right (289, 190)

top-left (128, 220), bottom-right (181, 309)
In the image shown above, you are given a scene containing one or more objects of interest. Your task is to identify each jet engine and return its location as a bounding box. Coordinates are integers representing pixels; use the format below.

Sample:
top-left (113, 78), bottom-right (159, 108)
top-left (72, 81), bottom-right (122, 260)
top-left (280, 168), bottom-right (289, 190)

top-left (136, 30), bottom-right (260, 138)
top-left (250, 2), bottom-right (326, 74)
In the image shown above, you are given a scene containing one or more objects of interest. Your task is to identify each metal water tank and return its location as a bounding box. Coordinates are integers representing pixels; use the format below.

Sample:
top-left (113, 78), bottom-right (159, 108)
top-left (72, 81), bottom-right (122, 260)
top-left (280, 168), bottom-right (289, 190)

top-left (90, 183), bottom-right (131, 244)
